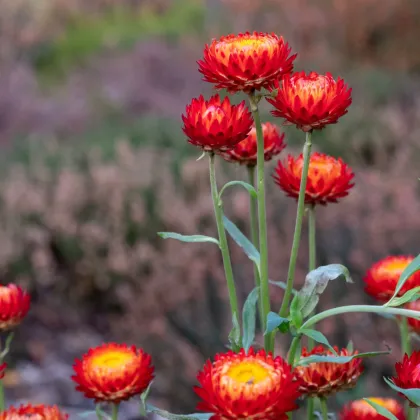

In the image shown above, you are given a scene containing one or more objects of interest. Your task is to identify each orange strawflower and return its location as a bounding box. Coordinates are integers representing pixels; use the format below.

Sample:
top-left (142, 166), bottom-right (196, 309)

top-left (198, 32), bottom-right (296, 93)
top-left (0, 404), bottom-right (68, 419)
top-left (340, 398), bottom-right (406, 420)
top-left (220, 122), bottom-right (286, 166)
top-left (267, 71), bottom-right (352, 131)
top-left (391, 351), bottom-right (420, 407)
top-left (194, 347), bottom-right (300, 419)
top-left (72, 343), bottom-right (154, 403)
top-left (0, 284), bottom-right (30, 331)
top-left (273, 152), bottom-right (354, 205)
top-left (296, 346), bottom-right (363, 397)
top-left (364, 256), bottom-right (420, 302)
top-left (405, 300), bottom-right (420, 332)
top-left (182, 94), bottom-right (253, 152)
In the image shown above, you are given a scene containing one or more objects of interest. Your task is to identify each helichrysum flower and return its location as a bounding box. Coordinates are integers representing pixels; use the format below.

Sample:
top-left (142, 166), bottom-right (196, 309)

top-left (198, 32), bottom-right (296, 93)
top-left (273, 152), bottom-right (354, 205)
top-left (267, 71), bottom-right (352, 131)
top-left (296, 345), bottom-right (363, 397)
top-left (340, 398), bottom-right (406, 420)
top-left (391, 351), bottom-right (420, 407)
top-left (194, 347), bottom-right (300, 419)
top-left (220, 122), bottom-right (286, 166)
top-left (0, 284), bottom-right (30, 331)
top-left (72, 343), bottom-right (154, 403)
top-left (405, 299), bottom-right (420, 332)
top-left (364, 256), bottom-right (420, 302)
top-left (0, 404), bottom-right (69, 419)
top-left (182, 94), bottom-right (253, 152)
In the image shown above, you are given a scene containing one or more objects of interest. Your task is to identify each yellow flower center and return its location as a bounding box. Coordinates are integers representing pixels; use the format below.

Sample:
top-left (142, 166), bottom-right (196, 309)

top-left (381, 260), bottom-right (410, 276)
top-left (294, 75), bottom-right (330, 102)
top-left (91, 350), bottom-right (134, 370)
top-left (367, 397), bottom-right (387, 407)
top-left (227, 361), bottom-right (270, 384)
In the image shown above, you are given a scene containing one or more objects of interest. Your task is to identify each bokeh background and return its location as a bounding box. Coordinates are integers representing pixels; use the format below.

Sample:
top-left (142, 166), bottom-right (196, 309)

top-left (1, 0), bottom-right (420, 417)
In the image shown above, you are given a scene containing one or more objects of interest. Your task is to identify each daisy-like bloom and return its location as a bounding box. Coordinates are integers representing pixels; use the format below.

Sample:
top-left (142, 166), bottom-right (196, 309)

top-left (220, 122), bottom-right (286, 166)
top-left (364, 256), bottom-right (420, 302)
top-left (405, 299), bottom-right (420, 332)
top-left (72, 343), bottom-right (154, 403)
top-left (340, 398), bottom-right (406, 420)
top-left (296, 345), bottom-right (363, 397)
top-left (273, 152), bottom-right (354, 205)
top-left (391, 351), bottom-right (420, 407)
top-left (182, 94), bottom-right (253, 152)
top-left (198, 32), bottom-right (296, 93)
top-left (194, 347), bottom-right (301, 419)
top-left (0, 404), bottom-right (69, 419)
top-left (0, 284), bottom-right (31, 331)
top-left (267, 71), bottom-right (352, 131)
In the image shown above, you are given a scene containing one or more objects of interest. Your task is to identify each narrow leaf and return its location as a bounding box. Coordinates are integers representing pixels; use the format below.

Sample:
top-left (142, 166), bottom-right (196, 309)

top-left (140, 382), bottom-right (153, 416)
top-left (218, 181), bottom-right (257, 201)
top-left (265, 312), bottom-right (289, 335)
top-left (223, 216), bottom-right (260, 268)
top-left (296, 350), bottom-right (390, 367)
top-left (364, 399), bottom-right (399, 420)
top-left (290, 295), bottom-right (303, 329)
top-left (228, 312), bottom-right (241, 352)
top-left (386, 254), bottom-right (420, 305)
top-left (384, 377), bottom-right (420, 406)
top-left (299, 329), bottom-right (338, 355)
top-left (158, 232), bottom-right (219, 245)
top-left (242, 287), bottom-right (260, 352)
top-left (346, 340), bottom-right (354, 353)
top-left (196, 152), bottom-right (206, 161)
top-left (269, 280), bottom-right (297, 295)
top-left (386, 286), bottom-right (420, 307)
top-left (147, 405), bottom-right (212, 420)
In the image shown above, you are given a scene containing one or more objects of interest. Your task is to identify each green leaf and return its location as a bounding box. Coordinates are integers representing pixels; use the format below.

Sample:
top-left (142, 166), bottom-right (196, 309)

top-left (223, 216), bottom-right (260, 269)
top-left (363, 398), bottom-right (399, 420)
top-left (242, 287), bottom-right (260, 352)
top-left (158, 232), bottom-right (219, 245)
top-left (291, 264), bottom-right (353, 319)
top-left (346, 340), bottom-right (354, 353)
top-left (218, 181), bottom-right (257, 201)
top-left (140, 382), bottom-right (153, 417)
top-left (299, 329), bottom-right (338, 355)
top-left (290, 295), bottom-right (303, 329)
top-left (265, 312), bottom-right (289, 335)
top-left (385, 254), bottom-right (420, 306)
top-left (269, 280), bottom-right (297, 295)
top-left (147, 405), bottom-right (212, 420)
top-left (296, 350), bottom-right (390, 367)
top-left (228, 312), bottom-right (241, 352)
top-left (385, 286), bottom-right (420, 307)
top-left (384, 377), bottom-right (420, 406)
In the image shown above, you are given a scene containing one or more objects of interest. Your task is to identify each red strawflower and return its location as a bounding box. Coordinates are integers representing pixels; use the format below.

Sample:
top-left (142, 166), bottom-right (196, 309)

top-left (198, 32), bottom-right (296, 93)
top-left (0, 404), bottom-right (68, 419)
top-left (340, 398), bottom-right (406, 420)
top-left (364, 256), bottom-right (420, 302)
top-left (194, 347), bottom-right (301, 419)
top-left (182, 94), bottom-right (253, 152)
top-left (296, 345), bottom-right (363, 397)
top-left (220, 122), bottom-right (286, 166)
top-left (273, 152), bottom-right (354, 205)
top-left (0, 362), bottom-right (6, 380)
top-left (267, 71), bottom-right (352, 131)
top-left (72, 342), bottom-right (154, 403)
top-left (0, 284), bottom-right (30, 331)
top-left (405, 300), bottom-right (420, 332)
top-left (391, 351), bottom-right (420, 407)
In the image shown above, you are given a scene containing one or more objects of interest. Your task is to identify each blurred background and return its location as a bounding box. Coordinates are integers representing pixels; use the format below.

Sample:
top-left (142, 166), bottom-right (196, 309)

top-left (1, 0), bottom-right (420, 417)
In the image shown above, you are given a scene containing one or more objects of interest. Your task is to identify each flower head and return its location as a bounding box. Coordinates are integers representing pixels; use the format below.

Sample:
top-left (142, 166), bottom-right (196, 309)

top-left (296, 346), bottom-right (363, 397)
top-left (0, 284), bottom-right (30, 331)
top-left (182, 95), bottom-right (253, 152)
top-left (198, 32), bottom-right (296, 93)
top-left (220, 122), bottom-right (286, 166)
top-left (194, 347), bottom-right (300, 419)
top-left (340, 398), bottom-right (406, 420)
top-left (273, 152), bottom-right (354, 205)
top-left (72, 342), bottom-right (154, 403)
top-left (0, 404), bottom-right (68, 419)
top-left (405, 300), bottom-right (420, 332)
top-left (267, 71), bottom-right (352, 131)
top-left (391, 351), bottom-right (420, 407)
top-left (364, 256), bottom-right (420, 302)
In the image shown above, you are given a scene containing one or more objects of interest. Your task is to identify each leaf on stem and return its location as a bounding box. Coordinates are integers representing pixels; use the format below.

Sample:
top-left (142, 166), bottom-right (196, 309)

top-left (158, 232), bottom-right (219, 246)
top-left (242, 287), bottom-right (260, 352)
top-left (385, 254), bottom-right (420, 306)
top-left (299, 329), bottom-right (338, 355)
top-left (296, 350), bottom-right (390, 367)
top-left (140, 382), bottom-right (153, 417)
top-left (384, 377), bottom-right (420, 406)
top-left (264, 312), bottom-right (289, 335)
top-left (363, 399), bottom-right (399, 420)
top-left (269, 280), bottom-right (297, 295)
top-left (147, 404), bottom-right (212, 420)
top-left (218, 181), bottom-right (257, 202)
top-left (385, 286), bottom-right (420, 307)
top-left (228, 312), bottom-right (241, 352)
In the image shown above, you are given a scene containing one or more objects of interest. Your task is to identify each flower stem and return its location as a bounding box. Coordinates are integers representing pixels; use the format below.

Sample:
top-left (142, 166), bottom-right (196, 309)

top-left (320, 398), bottom-right (328, 420)
top-left (209, 153), bottom-right (240, 339)
top-left (111, 403), bottom-right (119, 420)
top-left (95, 405), bottom-right (103, 420)
top-left (416, 408), bottom-right (420, 420)
top-left (399, 317), bottom-right (413, 420)
top-left (279, 131), bottom-right (313, 318)
top-left (287, 336), bottom-right (301, 366)
top-left (248, 93), bottom-right (271, 351)
top-left (247, 165), bottom-right (264, 332)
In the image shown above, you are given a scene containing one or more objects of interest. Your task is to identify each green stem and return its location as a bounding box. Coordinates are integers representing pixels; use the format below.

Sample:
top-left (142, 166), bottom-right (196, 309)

top-left (248, 93), bottom-right (271, 351)
top-left (111, 403), bottom-right (119, 420)
top-left (95, 405), bottom-right (103, 420)
top-left (279, 131), bottom-right (313, 318)
top-left (307, 399), bottom-right (314, 420)
top-left (320, 398), bottom-right (328, 420)
top-left (400, 317), bottom-right (413, 420)
top-left (247, 165), bottom-right (263, 332)
top-left (416, 408), bottom-right (420, 420)
top-left (287, 336), bottom-right (302, 366)
top-left (307, 204), bottom-right (316, 350)
top-left (209, 153), bottom-right (240, 339)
